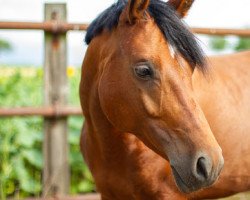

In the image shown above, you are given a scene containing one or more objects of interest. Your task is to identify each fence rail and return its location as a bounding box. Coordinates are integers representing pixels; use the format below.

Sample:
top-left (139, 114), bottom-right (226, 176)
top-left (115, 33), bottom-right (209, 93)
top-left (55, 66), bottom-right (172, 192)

top-left (192, 27), bottom-right (250, 37)
top-left (0, 21), bottom-right (250, 36)
top-left (24, 194), bottom-right (100, 200)
top-left (0, 21), bottom-right (88, 33)
top-left (0, 106), bottom-right (82, 117)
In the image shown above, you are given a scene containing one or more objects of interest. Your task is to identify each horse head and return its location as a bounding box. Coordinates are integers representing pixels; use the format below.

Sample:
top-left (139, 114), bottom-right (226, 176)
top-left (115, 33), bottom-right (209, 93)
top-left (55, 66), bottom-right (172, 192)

top-left (83, 0), bottom-right (224, 193)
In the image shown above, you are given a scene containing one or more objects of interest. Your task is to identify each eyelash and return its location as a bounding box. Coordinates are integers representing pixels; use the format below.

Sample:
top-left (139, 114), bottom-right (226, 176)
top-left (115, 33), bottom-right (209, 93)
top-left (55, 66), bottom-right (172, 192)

top-left (134, 63), bottom-right (154, 80)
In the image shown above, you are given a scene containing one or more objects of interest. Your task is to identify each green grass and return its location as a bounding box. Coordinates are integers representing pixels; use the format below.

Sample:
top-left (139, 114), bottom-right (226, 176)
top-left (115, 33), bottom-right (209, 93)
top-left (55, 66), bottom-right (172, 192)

top-left (0, 67), bottom-right (95, 199)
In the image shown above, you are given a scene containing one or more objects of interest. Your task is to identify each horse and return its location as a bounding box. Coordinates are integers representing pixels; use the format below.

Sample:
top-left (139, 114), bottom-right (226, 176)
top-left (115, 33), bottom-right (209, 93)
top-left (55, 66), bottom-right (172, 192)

top-left (79, 0), bottom-right (250, 199)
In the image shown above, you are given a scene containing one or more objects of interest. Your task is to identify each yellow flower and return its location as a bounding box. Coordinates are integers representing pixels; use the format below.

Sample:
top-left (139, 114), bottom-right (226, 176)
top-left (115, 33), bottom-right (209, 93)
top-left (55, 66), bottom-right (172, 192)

top-left (67, 66), bottom-right (75, 77)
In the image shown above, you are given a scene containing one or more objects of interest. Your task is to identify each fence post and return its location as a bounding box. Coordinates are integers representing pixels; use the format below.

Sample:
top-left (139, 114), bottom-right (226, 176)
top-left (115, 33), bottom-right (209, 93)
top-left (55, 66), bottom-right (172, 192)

top-left (43, 3), bottom-right (69, 197)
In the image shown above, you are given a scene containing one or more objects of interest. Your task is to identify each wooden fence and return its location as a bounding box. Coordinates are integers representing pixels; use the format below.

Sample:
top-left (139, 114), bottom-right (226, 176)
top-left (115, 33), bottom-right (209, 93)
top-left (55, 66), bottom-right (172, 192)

top-left (1, 22), bottom-right (250, 37)
top-left (0, 2), bottom-right (250, 200)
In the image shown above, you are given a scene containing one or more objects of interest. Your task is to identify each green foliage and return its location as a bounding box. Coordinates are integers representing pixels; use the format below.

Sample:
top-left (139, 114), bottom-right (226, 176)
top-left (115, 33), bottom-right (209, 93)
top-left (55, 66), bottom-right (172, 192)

top-left (209, 36), bottom-right (229, 51)
top-left (209, 35), bottom-right (250, 52)
top-left (235, 38), bottom-right (250, 51)
top-left (0, 67), bottom-right (95, 199)
top-left (0, 39), bottom-right (12, 52)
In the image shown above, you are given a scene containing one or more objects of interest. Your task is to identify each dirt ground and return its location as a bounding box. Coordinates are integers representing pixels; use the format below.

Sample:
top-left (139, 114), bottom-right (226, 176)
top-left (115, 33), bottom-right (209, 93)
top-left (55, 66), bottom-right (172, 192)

top-left (217, 192), bottom-right (250, 200)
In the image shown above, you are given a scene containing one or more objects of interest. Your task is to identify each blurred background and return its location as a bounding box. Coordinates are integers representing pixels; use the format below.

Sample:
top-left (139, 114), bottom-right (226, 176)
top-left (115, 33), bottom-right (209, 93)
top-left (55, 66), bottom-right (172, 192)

top-left (1, 0), bottom-right (250, 66)
top-left (0, 0), bottom-right (249, 199)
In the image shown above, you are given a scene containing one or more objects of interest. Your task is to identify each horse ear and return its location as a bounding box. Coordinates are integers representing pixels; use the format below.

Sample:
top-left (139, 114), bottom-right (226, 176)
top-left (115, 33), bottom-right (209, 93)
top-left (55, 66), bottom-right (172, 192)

top-left (168, 0), bottom-right (195, 18)
top-left (127, 0), bottom-right (150, 24)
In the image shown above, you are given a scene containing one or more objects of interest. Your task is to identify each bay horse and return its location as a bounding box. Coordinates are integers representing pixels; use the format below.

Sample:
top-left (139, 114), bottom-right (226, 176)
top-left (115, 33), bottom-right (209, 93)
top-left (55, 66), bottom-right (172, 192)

top-left (80, 0), bottom-right (250, 199)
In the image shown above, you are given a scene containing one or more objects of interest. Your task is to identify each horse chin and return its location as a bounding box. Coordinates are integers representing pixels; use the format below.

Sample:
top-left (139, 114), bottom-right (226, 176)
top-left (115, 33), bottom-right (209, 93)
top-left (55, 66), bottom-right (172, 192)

top-left (171, 166), bottom-right (202, 194)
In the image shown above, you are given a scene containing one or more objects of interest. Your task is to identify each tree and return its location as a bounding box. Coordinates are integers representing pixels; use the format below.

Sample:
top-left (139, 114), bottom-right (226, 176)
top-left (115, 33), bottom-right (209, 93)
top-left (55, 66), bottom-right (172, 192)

top-left (209, 36), bottom-right (229, 51)
top-left (0, 39), bottom-right (12, 53)
top-left (235, 37), bottom-right (250, 51)
top-left (209, 31), bottom-right (250, 52)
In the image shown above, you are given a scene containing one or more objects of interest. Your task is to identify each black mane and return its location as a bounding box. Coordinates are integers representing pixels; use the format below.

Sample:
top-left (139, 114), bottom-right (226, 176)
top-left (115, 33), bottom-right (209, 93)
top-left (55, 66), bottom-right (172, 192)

top-left (85, 0), bottom-right (206, 71)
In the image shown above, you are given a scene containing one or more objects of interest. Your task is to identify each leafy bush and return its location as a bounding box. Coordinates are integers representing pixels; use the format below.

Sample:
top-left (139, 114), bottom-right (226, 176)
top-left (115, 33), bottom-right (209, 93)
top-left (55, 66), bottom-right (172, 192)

top-left (209, 35), bottom-right (250, 52)
top-left (0, 67), bottom-right (95, 199)
top-left (209, 36), bottom-right (229, 51)
top-left (0, 39), bottom-right (12, 53)
top-left (235, 38), bottom-right (250, 51)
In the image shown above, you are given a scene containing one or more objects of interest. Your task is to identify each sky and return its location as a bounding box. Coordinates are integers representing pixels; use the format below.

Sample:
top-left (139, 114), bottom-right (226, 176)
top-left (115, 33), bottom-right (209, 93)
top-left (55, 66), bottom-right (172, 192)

top-left (0, 0), bottom-right (249, 66)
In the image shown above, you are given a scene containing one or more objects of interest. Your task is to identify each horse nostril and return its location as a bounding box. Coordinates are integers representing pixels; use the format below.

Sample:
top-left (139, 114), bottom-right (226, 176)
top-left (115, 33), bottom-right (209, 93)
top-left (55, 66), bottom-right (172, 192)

top-left (196, 157), bottom-right (210, 180)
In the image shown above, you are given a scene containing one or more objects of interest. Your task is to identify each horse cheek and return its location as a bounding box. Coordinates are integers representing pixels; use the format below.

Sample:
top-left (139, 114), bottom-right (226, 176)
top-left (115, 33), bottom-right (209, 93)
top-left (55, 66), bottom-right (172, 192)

top-left (98, 70), bottom-right (138, 132)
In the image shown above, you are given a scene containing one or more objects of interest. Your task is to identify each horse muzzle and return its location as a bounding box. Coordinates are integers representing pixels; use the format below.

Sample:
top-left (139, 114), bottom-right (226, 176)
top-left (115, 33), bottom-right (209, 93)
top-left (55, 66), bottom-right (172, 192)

top-left (170, 151), bottom-right (224, 193)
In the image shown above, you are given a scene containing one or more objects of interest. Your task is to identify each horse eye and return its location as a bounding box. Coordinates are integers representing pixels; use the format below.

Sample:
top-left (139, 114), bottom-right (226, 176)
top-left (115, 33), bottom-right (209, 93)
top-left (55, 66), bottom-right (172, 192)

top-left (134, 64), bottom-right (154, 80)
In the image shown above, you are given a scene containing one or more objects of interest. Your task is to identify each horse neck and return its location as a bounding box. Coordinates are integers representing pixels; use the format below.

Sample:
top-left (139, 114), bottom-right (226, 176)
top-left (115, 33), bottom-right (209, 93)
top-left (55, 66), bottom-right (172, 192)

top-left (84, 87), bottom-right (138, 165)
